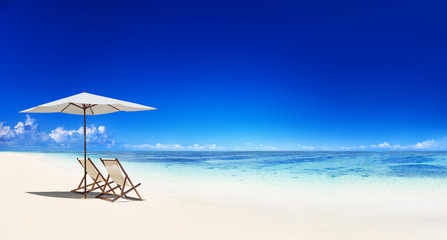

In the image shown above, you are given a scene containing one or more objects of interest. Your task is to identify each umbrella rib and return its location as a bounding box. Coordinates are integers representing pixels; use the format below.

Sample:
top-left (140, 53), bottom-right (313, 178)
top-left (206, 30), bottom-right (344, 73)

top-left (60, 104), bottom-right (71, 113)
top-left (84, 104), bottom-right (97, 115)
top-left (108, 104), bottom-right (121, 111)
top-left (70, 103), bottom-right (83, 109)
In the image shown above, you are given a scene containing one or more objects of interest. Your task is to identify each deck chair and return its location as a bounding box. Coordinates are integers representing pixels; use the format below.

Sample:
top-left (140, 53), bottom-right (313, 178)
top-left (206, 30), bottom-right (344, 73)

top-left (71, 158), bottom-right (114, 194)
top-left (96, 158), bottom-right (142, 202)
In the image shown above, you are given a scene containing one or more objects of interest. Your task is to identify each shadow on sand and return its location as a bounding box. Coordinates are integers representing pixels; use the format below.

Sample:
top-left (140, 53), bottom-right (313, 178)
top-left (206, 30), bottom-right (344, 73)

top-left (26, 191), bottom-right (100, 199)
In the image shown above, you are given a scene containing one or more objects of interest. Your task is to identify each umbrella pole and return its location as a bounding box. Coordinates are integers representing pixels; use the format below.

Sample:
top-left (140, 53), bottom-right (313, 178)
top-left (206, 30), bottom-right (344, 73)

top-left (83, 105), bottom-right (87, 199)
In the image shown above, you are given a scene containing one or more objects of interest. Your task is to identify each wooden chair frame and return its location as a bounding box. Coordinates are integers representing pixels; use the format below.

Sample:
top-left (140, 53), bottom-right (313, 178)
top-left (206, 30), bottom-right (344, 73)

top-left (71, 158), bottom-right (115, 195)
top-left (96, 158), bottom-right (142, 202)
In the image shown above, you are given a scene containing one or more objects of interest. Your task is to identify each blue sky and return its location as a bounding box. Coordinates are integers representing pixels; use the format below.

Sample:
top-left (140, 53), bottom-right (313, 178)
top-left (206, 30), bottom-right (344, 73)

top-left (1, 0), bottom-right (447, 151)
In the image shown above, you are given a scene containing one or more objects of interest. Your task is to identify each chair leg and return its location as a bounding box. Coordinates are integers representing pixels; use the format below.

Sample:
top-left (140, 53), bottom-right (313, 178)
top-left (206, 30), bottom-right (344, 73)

top-left (125, 178), bottom-right (143, 200)
top-left (95, 174), bottom-right (143, 202)
top-left (96, 175), bottom-right (111, 199)
top-left (113, 185), bottom-right (125, 202)
top-left (104, 181), bottom-right (116, 194)
top-left (116, 179), bottom-right (127, 201)
top-left (122, 183), bottom-right (142, 200)
top-left (71, 174), bottom-right (98, 194)
top-left (97, 185), bottom-right (123, 202)
top-left (71, 175), bottom-right (86, 192)
top-left (96, 175), bottom-right (123, 202)
top-left (89, 175), bottom-right (101, 191)
top-left (96, 180), bottom-right (139, 202)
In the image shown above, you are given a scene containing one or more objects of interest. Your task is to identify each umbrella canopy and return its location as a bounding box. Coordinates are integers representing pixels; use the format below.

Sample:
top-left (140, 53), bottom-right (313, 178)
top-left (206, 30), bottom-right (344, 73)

top-left (20, 92), bottom-right (156, 199)
top-left (20, 92), bottom-right (156, 115)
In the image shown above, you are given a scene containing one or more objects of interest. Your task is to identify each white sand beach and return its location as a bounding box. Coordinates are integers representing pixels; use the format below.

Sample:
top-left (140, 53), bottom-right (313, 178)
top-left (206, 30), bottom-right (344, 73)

top-left (1, 152), bottom-right (447, 240)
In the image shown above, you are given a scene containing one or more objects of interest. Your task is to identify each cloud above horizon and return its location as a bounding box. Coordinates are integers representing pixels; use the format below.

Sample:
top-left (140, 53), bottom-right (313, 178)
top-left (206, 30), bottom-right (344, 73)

top-left (233, 143), bottom-right (277, 151)
top-left (2, 116), bottom-right (447, 151)
top-left (1, 116), bottom-right (223, 151)
top-left (367, 140), bottom-right (442, 150)
top-left (122, 143), bottom-right (226, 151)
top-left (0, 115), bottom-right (112, 148)
top-left (48, 125), bottom-right (113, 147)
top-left (0, 115), bottom-right (49, 146)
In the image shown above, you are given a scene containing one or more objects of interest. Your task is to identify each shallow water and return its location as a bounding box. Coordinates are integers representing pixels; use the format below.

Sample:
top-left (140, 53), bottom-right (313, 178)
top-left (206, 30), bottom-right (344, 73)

top-left (39, 151), bottom-right (447, 181)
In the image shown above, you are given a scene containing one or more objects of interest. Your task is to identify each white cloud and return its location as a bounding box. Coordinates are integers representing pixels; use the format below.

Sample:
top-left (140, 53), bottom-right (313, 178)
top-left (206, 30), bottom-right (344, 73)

top-left (4, 116), bottom-right (447, 152)
top-left (0, 115), bottom-right (111, 148)
top-left (378, 142), bottom-right (391, 148)
top-left (234, 143), bottom-right (277, 151)
top-left (0, 122), bottom-right (14, 139)
top-left (366, 139), bottom-right (442, 151)
top-left (187, 144), bottom-right (225, 151)
top-left (107, 140), bottom-right (115, 148)
top-left (392, 144), bottom-right (405, 150)
top-left (2, 116), bottom-right (219, 151)
top-left (369, 142), bottom-right (393, 149)
top-left (48, 125), bottom-right (110, 146)
top-left (123, 139), bottom-right (447, 152)
top-left (297, 144), bottom-right (315, 150)
top-left (49, 127), bottom-right (82, 143)
top-left (0, 115), bottom-right (48, 145)
top-left (258, 144), bottom-right (277, 151)
top-left (320, 146), bottom-right (330, 151)
top-left (123, 143), bottom-right (226, 151)
top-left (411, 140), bottom-right (436, 150)
top-left (14, 121), bottom-right (25, 134)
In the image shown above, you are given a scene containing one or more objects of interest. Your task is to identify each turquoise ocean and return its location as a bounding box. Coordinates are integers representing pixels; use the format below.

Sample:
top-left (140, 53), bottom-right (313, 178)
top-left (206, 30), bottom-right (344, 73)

top-left (41, 151), bottom-right (447, 180)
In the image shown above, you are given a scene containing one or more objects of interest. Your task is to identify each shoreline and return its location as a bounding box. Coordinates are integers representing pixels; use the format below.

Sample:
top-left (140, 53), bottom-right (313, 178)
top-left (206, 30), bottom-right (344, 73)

top-left (1, 152), bottom-right (447, 240)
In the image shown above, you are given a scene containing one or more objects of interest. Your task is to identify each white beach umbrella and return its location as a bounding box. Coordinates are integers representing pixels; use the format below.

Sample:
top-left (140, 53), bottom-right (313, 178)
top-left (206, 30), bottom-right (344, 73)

top-left (20, 91), bottom-right (156, 199)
